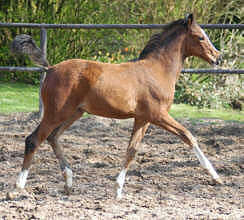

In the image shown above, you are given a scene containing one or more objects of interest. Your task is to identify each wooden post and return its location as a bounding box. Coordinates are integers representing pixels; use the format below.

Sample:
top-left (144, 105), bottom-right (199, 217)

top-left (39, 28), bottom-right (47, 119)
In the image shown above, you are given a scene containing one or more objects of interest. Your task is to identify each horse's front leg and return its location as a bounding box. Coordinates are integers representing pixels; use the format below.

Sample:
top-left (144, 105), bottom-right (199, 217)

top-left (116, 118), bottom-right (149, 199)
top-left (152, 110), bottom-right (223, 184)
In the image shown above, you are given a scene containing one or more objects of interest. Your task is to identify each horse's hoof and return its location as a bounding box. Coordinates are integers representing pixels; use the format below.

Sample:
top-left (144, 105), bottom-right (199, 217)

top-left (214, 177), bottom-right (223, 185)
top-left (116, 193), bottom-right (123, 200)
top-left (6, 191), bottom-right (16, 200)
top-left (64, 184), bottom-right (72, 195)
top-left (6, 189), bottom-right (22, 200)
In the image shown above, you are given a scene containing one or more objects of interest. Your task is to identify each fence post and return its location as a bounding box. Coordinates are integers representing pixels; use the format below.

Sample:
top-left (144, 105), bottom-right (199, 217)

top-left (39, 28), bottom-right (47, 119)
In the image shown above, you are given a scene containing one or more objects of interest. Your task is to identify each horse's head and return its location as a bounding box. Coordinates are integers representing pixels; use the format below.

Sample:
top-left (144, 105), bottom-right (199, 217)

top-left (185, 14), bottom-right (221, 65)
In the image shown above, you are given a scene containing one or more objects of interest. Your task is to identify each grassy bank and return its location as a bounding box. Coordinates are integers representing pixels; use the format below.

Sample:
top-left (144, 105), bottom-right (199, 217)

top-left (0, 82), bottom-right (39, 113)
top-left (170, 104), bottom-right (243, 122)
top-left (0, 82), bottom-right (243, 122)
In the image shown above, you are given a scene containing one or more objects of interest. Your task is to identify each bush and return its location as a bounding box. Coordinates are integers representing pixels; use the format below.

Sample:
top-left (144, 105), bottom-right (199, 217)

top-left (175, 74), bottom-right (243, 109)
top-left (0, 0), bottom-right (243, 109)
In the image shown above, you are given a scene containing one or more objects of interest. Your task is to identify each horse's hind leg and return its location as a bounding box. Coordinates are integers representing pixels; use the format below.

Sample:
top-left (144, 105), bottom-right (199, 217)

top-left (15, 106), bottom-right (82, 190)
top-left (116, 118), bottom-right (149, 199)
top-left (15, 118), bottom-right (60, 190)
top-left (47, 108), bottom-right (84, 193)
top-left (152, 110), bottom-right (222, 184)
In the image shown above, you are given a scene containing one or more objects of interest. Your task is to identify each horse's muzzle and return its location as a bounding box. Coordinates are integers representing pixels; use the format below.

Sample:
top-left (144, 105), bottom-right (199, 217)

top-left (214, 55), bottom-right (222, 65)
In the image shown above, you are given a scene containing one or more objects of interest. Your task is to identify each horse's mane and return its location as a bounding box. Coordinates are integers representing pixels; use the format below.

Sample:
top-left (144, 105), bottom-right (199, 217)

top-left (138, 19), bottom-right (187, 60)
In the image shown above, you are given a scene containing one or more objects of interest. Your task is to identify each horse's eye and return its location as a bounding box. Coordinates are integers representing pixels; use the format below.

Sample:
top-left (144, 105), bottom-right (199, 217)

top-left (199, 37), bottom-right (204, 41)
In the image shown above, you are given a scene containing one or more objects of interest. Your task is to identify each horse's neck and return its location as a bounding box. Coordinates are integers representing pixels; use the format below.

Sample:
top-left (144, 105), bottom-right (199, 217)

top-left (156, 34), bottom-right (186, 80)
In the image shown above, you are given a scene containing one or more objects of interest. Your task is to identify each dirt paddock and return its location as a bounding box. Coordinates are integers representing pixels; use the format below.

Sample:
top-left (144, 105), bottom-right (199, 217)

top-left (0, 112), bottom-right (243, 219)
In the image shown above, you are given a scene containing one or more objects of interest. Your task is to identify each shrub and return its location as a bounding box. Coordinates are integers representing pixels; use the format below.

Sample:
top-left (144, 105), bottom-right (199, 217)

top-left (0, 0), bottom-right (242, 109)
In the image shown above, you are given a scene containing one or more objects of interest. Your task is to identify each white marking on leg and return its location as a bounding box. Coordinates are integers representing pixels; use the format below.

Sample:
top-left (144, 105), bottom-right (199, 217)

top-left (64, 167), bottom-right (73, 188)
top-left (16, 169), bottom-right (29, 189)
top-left (193, 145), bottom-right (219, 180)
top-left (116, 169), bottom-right (127, 199)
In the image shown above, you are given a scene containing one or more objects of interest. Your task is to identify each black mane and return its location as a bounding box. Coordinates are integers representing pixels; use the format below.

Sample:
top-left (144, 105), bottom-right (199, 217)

top-left (138, 19), bottom-right (187, 60)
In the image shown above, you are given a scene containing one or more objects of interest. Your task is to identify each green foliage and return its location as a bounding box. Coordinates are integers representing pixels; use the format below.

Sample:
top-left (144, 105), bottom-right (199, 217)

top-left (0, 0), bottom-right (243, 108)
top-left (175, 74), bottom-right (243, 109)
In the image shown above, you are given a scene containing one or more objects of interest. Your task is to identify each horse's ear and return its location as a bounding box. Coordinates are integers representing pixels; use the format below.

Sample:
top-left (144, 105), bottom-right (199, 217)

top-left (185, 13), bottom-right (194, 28)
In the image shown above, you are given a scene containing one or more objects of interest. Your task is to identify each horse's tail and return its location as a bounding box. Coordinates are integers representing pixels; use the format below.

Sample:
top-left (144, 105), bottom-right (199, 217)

top-left (11, 34), bottom-right (49, 69)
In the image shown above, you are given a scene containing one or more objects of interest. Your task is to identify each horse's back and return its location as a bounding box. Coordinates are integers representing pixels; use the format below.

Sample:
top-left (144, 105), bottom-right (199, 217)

top-left (42, 59), bottom-right (139, 119)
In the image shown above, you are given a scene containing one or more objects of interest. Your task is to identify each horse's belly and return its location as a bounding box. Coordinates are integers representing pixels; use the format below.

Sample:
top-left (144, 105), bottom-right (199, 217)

top-left (80, 89), bottom-right (137, 119)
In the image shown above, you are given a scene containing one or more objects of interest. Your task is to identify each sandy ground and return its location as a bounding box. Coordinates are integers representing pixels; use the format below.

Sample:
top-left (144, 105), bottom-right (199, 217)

top-left (0, 112), bottom-right (243, 219)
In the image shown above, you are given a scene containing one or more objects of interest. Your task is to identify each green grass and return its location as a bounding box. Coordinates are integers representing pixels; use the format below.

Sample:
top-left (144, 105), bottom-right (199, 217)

top-left (0, 82), bottom-right (39, 113)
top-left (170, 104), bottom-right (243, 122)
top-left (0, 82), bottom-right (243, 122)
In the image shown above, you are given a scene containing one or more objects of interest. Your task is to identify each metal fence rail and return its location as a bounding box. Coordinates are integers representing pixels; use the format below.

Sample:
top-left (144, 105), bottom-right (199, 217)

top-left (0, 22), bottom-right (243, 74)
top-left (1, 67), bottom-right (244, 74)
top-left (181, 69), bottom-right (244, 74)
top-left (0, 22), bottom-right (243, 30)
top-left (0, 67), bottom-right (43, 72)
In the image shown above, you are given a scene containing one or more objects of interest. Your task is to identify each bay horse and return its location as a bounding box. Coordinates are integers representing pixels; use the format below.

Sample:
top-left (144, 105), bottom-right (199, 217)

top-left (13, 14), bottom-right (222, 199)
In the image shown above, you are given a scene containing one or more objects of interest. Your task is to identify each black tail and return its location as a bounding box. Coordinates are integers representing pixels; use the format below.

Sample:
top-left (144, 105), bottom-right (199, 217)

top-left (11, 34), bottom-right (49, 69)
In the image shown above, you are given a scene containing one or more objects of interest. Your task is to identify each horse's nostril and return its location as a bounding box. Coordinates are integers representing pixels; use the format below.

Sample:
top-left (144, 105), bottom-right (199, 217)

top-left (215, 55), bottom-right (222, 65)
top-left (215, 59), bottom-right (220, 65)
